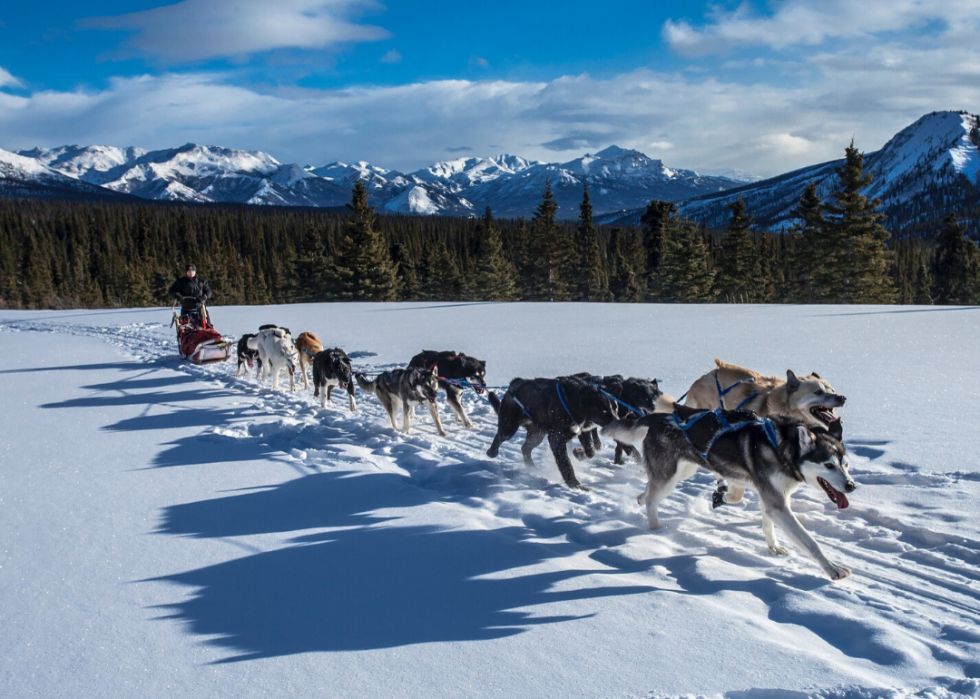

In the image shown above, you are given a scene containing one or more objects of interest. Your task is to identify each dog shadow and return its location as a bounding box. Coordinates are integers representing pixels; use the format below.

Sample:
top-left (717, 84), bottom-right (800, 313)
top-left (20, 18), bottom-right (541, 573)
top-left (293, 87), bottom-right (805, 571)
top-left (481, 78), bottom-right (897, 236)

top-left (150, 469), bottom-right (654, 661)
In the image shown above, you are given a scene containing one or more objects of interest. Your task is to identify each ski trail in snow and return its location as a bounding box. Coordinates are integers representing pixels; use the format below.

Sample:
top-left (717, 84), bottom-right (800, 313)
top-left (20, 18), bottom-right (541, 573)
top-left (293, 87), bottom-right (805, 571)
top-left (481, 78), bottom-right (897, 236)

top-left (3, 316), bottom-right (980, 682)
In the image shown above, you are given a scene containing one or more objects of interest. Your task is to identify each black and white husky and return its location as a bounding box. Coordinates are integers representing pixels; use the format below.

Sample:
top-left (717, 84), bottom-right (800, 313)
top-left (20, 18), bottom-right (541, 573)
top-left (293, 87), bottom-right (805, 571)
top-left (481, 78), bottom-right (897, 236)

top-left (486, 376), bottom-right (616, 490)
top-left (355, 367), bottom-right (443, 436)
top-left (408, 350), bottom-right (488, 430)
top-left (235, 334), bottom-right (261, 378)
top-left (312, 348), bottom-right (356, 412)
top-left (603, 405), bottom-right (855, 580)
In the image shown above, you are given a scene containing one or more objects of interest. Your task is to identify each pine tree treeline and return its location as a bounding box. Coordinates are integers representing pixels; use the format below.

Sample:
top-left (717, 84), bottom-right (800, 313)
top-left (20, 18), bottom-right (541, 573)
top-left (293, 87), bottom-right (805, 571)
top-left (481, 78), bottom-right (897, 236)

top-left (1, 151), bottom-right (976, 309)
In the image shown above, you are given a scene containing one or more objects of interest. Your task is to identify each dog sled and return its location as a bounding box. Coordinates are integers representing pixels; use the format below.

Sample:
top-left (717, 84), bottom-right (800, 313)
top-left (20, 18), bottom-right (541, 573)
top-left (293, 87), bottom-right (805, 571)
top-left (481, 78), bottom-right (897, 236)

top-left (170, 302), bottom-right (232, 364)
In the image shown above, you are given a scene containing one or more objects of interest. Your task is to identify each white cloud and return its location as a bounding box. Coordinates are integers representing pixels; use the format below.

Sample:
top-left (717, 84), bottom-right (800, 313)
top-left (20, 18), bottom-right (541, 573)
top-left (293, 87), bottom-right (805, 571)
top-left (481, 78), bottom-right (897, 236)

top-left (380, 49), bottom-right (402, 64)
top-left (1, 33), bottom-right (978, 177)
top-left (84, 0), bottom-right (389, 62)
top-left (0, 67), bottom-right (23, 89)
top-left (663, 0), bottom-right (980, 55)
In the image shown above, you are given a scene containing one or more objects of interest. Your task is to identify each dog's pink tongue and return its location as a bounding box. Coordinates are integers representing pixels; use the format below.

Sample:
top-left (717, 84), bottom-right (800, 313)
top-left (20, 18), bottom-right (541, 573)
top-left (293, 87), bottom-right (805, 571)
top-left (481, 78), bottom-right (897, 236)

top-left (836, 491), bottom-right (849, 509)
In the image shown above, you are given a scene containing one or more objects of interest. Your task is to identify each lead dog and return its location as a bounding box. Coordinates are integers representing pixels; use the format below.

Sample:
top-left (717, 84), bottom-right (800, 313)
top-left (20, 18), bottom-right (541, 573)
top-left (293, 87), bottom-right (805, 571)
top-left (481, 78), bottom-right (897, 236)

top-left (685, 359), bottom-right (847, 506)
top-left (294, 331), bottom-right (323, 391)
top-left (603, 405), bottom-right (855, 580)
top-left (408, 350), bottom-right (488, 430)
top-left (312, 348), bottom-right (357, 412)
top-left (486, 376), bottom-right (615, 490)
top-left (236, 333), bottom-right (261, 378)
top-left (355, 367), bottom-right (443, 436)
top-left (247, 327), bottom-right (298, 391)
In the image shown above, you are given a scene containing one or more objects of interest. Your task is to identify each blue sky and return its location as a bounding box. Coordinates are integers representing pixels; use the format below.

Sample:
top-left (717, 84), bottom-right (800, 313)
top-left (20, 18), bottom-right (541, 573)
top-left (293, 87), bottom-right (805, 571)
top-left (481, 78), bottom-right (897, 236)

top-left (1, 1), bottom-right (978, 174)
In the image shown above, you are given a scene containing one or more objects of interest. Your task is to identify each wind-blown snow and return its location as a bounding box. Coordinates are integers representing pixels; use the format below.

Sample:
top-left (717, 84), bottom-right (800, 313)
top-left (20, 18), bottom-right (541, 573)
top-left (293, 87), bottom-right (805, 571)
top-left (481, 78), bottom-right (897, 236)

top-left (1, 302), bottom-right (979, 698)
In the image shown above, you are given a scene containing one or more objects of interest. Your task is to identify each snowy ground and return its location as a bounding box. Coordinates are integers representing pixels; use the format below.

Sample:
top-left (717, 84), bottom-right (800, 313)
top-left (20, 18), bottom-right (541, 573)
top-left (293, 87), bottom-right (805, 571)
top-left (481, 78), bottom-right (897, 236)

top-left (1, 302), bottom-right (979, 699)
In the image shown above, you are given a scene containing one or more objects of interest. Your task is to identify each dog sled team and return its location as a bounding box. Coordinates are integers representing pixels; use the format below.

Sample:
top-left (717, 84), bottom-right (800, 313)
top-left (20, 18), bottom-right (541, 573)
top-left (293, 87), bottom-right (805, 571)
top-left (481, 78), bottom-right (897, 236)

top-left (228, 317), bottom-right (855, 581)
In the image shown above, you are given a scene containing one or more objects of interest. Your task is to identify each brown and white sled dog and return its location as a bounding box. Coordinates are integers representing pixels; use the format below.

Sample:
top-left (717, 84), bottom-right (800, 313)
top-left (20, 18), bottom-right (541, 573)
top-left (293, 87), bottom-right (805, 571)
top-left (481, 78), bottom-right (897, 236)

top-left (247, 327), bottom-right (298, 391)
top-left (603, 407), bottom-right (855, 580)
top-left (355, 367), bottom-right (443, 436)
top-left (294, 331), bottom-right (323, 390)
top-left (313, 348), bottom-right (357, 412)
top-left (685, 359), bottom-right (847, 505)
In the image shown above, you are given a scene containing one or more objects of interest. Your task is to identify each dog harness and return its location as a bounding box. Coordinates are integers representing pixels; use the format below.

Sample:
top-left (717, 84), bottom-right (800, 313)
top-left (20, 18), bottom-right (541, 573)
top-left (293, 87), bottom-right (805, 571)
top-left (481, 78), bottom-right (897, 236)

top-left (592, 385), bottom-right (644, 418)
top-left (714, 372), bottom-right (759, 411)
top-left (672, 408), bottom-right (780, 461)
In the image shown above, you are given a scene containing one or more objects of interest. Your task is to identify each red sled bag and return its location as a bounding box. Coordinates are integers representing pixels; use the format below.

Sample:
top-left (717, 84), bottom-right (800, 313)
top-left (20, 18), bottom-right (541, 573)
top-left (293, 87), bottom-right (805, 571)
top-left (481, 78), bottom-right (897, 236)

top-left (171, 305), bottom-right (232, 364)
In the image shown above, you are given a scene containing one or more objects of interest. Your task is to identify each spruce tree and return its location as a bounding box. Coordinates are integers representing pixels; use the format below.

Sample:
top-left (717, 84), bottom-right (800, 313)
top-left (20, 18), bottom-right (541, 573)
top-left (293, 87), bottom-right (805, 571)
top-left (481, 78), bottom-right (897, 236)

top-left (715, 197), bottom-right (761, 302)
top-left (933, 214), bottom-right (980, 305)
top-left (419, 237), bottom-right (463, 300)
top-left (823, 141), bottom-right (896, 303)
top-left (656, 219), bottom-right (715, 303)
top-left (791, 181), bottom-right (834, 302)
top-left (640, 200), bottom-right (676, 297)
top-left (527, 181), bottom-right (573, 301)
top-left (328, 182), bottom-right (399, 301)
top-left (573, 185), bottom-right (609, 301)
top-left (471, 206), bottom-right (519, 301)
top-left (290, 222), bottom-right (330, 302)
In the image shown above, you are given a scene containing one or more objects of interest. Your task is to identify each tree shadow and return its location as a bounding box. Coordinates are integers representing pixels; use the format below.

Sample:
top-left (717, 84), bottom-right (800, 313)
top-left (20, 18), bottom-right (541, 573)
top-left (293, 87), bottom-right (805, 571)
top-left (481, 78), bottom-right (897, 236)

top-left (150, 470), bottom-right (654, 661)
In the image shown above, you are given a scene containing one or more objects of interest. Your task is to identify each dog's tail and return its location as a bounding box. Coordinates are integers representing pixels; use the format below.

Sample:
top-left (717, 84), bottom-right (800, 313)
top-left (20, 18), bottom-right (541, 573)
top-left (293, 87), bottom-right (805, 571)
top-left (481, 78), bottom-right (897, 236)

top-left (653, 392), bottom-right (676, 413)
top-left (714, 358), bottom-right (762, 378)
top-left (354, 373), bottom-right (378, 393)
top-left (246, 335), bottom-right (259, 351)
top-left (602, 418), bottom-right (650, 446)
top-left (487, 390), bottom-right (501, 414)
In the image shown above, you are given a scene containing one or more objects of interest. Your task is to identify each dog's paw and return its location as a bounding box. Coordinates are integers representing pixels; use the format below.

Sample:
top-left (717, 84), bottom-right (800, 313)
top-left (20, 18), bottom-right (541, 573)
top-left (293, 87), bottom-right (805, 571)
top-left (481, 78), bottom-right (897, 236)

top-left (572, 447), bottom-right (588, 461)
top-left (568, 481), bottom-right (590, 492)
top-left (464, 422), bottom-right (474, 429)
top-left (636, 492), bottom-right (646, 505)
top-left (828, 564), bottom-right (851, 581)
top-left (768, 545), bottom-right (790, 556)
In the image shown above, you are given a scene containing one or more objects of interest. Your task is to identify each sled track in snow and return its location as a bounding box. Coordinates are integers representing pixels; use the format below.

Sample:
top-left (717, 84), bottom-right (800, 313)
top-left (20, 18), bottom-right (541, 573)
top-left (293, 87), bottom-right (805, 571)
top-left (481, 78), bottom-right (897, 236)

top-left (3, 316), bottom-right (980, 687)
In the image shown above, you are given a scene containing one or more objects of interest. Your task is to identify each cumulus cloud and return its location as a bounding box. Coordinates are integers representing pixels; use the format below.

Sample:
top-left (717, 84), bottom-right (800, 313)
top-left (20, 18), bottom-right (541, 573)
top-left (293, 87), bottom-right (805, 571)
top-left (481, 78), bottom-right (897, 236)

top-left (1, 36), bottom-right (978, 176)
top-left (663, 0), bottom-right (980, 55)
top-left (83, 0), bottom-right (389, 62)
top-left (380, 49), bottom-right (402, 64)
top-left (0, 67), bottom-right (23, 89)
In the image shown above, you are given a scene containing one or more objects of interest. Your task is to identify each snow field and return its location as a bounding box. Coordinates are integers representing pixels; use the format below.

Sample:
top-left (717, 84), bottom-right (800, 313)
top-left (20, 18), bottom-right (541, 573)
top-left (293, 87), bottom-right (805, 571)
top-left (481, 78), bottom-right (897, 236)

top-left (1, 302), bottom-right (979, 698)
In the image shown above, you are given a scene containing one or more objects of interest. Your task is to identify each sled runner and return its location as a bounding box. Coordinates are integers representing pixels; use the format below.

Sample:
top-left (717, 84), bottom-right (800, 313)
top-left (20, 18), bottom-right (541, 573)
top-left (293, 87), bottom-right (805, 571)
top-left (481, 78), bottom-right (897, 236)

top-left (170, 302), bottom-right (232, 364)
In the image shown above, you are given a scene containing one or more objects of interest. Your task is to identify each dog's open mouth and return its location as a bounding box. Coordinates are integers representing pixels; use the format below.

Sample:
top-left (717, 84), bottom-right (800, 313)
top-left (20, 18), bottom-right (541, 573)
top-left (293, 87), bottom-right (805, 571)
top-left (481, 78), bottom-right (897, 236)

top-left (818, 477), bottom-right (849, 509)
top-left (810, 406), bottom-right (838, 425)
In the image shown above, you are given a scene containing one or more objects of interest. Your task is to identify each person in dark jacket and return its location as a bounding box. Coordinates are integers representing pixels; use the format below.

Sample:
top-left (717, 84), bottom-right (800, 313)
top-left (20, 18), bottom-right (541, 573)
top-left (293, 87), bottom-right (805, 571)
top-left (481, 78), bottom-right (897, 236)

top-left (168, 264), bottom-right (213, 316)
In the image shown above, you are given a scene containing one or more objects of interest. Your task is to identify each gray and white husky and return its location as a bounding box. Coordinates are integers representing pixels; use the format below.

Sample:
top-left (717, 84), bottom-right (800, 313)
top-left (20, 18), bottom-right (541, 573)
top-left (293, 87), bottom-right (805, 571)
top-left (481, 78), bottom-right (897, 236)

top-left (355, 367), bottom-right (445, 436)
top-left (603, 405), bottom-right (855, 580)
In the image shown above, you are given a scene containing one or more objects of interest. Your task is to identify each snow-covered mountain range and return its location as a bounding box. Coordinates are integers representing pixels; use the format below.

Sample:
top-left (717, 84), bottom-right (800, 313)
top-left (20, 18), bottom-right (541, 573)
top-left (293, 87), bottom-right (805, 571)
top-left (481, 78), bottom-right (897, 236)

top-left (3, 141), bottom-right (744, 217)
top-left (3, 111), bottom-right (977, 228)
top-left (601, 111), bottom-right (980, 234)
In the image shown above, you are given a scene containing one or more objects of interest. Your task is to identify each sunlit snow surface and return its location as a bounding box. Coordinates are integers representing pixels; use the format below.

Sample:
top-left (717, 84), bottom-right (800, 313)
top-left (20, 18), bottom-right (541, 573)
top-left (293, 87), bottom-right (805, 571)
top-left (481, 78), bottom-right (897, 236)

top-left (1, 302), bottom-right (979, 699)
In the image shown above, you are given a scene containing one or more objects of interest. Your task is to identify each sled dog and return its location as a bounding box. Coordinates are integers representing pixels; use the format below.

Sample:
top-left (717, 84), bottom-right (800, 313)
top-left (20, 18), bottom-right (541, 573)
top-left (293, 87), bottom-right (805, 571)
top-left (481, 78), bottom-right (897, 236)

top-left (312, 348), bottom-right (357, 412)
top-left (603, 405), bottom-right (855, 580)
top-left (685, 359), bottom-right (847, 506)
top-left (408, 350), bottom-right (489, 430)
top-left (247, 327), bottom-right (298, 391)
top-left (486, 376), bottom-right (616, 490)
top-left (236, 333), bottom-right (261, 378)
top-left (355, 367), bottom-right (443, 436)
top-left (571, 373), bottom-right (674, 464)
top-left (294, 331), bottom-right (323, 391)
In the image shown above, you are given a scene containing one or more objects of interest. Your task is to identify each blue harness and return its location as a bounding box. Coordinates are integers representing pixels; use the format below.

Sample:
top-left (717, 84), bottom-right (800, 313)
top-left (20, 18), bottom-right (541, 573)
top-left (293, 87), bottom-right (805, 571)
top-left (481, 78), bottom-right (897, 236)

top-left (593, 385), bottom-right (644, 417)
top-left (715, 371), bottom-right (759, 410)
top-left (672, 408), bottom-right (780, 461)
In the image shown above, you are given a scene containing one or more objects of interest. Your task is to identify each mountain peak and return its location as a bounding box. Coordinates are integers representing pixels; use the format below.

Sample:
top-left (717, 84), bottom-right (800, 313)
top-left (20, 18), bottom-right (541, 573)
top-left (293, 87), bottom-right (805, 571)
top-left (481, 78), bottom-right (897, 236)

top-left (593, 145), bottom-right (640, 159)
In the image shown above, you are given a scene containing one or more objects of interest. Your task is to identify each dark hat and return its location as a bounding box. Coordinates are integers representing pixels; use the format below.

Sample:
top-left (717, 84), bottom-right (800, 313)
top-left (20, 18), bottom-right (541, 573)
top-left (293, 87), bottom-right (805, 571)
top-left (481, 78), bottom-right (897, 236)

top-left (186, 264), bottom-right (197, 272)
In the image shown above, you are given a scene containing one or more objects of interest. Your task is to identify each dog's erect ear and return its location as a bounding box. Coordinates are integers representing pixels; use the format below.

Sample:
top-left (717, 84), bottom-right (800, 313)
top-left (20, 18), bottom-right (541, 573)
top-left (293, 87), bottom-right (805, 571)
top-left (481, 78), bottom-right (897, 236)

top-left (811, 371), bottom-right (821, 380)
top-left (786, 370), bottom-right (801, 394)
top-left (797, 425), bottom-right (815, 453)
top-left (828, 419), bottom-right (843, 441)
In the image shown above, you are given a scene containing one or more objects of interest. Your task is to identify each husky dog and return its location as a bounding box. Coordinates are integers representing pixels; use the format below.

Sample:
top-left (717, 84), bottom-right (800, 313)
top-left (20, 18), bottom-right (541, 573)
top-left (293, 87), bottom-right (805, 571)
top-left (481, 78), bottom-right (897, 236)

top-left (355, 367), bottom-right (443, 436)
top-left (294, 331), bottom-right (324, 391)
top-left (408, 350), bottom-right (488, 430)
top-left (571, 373), bottom-right (675, 464)
top-left (312, 348), bottom-right (356, 412)
top-left (685, 359), bottom-right (847, 506)
top-left (259, 323), bottom-right (291, 337)
top-left (486, 376), bottom-right (616, 490)
top-left (247, 327), bottom-right (298, 391)
top-left (603, 405), bottom-right (855, 580)
top-left (235, 333), bottom-right (261, 378)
